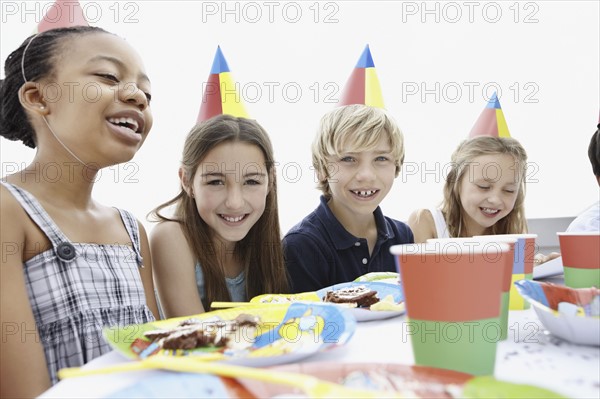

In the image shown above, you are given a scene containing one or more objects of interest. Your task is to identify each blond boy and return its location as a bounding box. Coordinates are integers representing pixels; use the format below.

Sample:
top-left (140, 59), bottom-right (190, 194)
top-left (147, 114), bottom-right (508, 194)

top-left (283, 105), bottom-right (414, 292)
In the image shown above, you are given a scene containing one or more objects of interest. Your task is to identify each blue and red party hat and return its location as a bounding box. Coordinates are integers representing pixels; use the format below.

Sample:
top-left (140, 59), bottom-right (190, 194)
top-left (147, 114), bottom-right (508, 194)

top-left (197, 46), bottom-right (249, 122)
top-left (339, 45), bottom-right (385, 108)
top-left (468, 92), bottom-right (511, 138)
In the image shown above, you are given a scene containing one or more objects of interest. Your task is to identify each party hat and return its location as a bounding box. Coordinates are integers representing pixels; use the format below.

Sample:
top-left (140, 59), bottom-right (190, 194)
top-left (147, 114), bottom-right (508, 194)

top-left (468, 92), bottom-right (511, 138)
top-left (197, 46), bottom-right (249, 122)
top-left (37, 0), bottom-right (89, 33)
top-left (339, 45), bottom-right (385, 108)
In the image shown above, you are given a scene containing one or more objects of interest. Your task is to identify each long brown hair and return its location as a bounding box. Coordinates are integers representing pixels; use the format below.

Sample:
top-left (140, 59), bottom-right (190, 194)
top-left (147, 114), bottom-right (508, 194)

top-left (150, 115), bottom-right (289, 308)
top-left (441, 136), bottom-right (528, 237)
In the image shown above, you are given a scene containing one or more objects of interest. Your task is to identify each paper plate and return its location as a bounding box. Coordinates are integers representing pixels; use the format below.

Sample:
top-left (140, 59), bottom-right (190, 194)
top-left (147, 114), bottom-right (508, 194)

top-left (103, 302), bottom-right (356, 367)
top-left (514, 280), bottom-right (600, 346)
top-left (533, 256), bottom-right (564, 280)
top-left (238, 362), bottom-right (564, 399)
top-left (354, 271), bottom-right (401, 284)
top-left (104, 372), bottom-right (253, 399)
top-left (249, 292), bottom-right (321, 304)
top-left (239, 362), bottom-right (469, 398)
top-left (316, 281), bottom-right (405, 322)
top-left (101, 361), bottom-right (564, 399)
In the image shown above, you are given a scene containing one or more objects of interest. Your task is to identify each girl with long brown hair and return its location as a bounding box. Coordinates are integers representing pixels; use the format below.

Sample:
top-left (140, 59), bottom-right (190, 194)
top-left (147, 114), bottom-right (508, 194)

top-left (150, 115), bottom-right (289, 317)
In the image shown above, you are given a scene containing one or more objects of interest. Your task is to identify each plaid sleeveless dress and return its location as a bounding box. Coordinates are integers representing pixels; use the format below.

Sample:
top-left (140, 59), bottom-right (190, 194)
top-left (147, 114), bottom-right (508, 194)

top-left (1, 181), bottom-right (155, 384)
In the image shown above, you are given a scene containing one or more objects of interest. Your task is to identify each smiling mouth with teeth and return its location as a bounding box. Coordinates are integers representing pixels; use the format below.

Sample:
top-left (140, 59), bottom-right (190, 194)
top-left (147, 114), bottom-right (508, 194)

top-left (351, 190), bottom-right (378, 198)
top-left (108, 117), bottom-right (140, 133)
top-left (481, 207), bottom-right (500, 215)
top-left (220, 214), bottom-right (247, 223)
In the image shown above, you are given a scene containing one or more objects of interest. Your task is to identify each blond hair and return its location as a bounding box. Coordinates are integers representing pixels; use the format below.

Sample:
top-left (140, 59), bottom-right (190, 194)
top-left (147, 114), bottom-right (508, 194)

top-left (312, 104), bottom-right (404, 198)
top-left (442, 136), bottom-right (528, 237)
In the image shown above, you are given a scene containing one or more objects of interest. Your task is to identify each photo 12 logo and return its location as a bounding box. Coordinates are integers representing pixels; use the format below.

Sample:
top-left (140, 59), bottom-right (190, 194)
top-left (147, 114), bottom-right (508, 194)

top-left (1, 161), bottom-right (140, 184)
top-left (401, 82), bottom-right (540, 104)
top-left (401, 1), bottom-right (540, 24)
top-left (1, 1), bottom-right (141, 24)
top-left (200, 1), bottom-right (340, 23)
top-left (201, 80), bottom-right (340, 104)
top-left (399, 161), bottom-right (540, 184)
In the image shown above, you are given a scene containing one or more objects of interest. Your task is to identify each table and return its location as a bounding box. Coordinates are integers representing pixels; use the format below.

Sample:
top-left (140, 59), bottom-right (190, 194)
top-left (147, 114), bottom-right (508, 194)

top-left (40, 307), bottom-right (600, 398)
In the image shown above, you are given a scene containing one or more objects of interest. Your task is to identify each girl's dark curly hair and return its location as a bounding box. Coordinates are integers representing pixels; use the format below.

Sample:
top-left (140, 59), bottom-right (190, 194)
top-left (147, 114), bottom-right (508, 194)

top-left (0, 26), bottom-right (109, 148)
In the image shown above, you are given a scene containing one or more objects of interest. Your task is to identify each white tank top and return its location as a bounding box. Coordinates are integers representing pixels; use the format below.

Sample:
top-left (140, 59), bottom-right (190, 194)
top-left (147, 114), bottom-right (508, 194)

top-left (428, 208), bottom-right (450, 239)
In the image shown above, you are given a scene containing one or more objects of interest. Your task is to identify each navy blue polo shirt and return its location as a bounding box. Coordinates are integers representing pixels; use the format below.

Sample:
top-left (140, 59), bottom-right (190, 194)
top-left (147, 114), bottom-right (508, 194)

top-left (283, 196), bottom-right (414, 293)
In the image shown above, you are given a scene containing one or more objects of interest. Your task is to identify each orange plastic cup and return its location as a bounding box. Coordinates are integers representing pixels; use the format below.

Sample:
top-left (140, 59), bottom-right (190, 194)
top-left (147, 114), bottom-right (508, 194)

top-left (428, 237), bottom-right (515, 340)
top-left (391, 242), bottom-right (510, 375)
top-left (558, 232), bottom-right (600, 288)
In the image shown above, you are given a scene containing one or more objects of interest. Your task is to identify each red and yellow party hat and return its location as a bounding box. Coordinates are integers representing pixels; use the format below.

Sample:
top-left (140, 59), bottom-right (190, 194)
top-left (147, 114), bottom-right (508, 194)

top-left (197, 46), bottom-right (249, 122)
top-left (339, 45), bottom-right (385, 108)
top-left (37, 0), bottom-right (89, 33)
top-left (468, 92), bottom-right (511, 138)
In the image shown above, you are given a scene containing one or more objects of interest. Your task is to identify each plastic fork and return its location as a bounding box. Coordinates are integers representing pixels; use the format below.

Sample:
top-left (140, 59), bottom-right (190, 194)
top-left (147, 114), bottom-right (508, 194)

top-left (58, 355), bottom-right (402, 399)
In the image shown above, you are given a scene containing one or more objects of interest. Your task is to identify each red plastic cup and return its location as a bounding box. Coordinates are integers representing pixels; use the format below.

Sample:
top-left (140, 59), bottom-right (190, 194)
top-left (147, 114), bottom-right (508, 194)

top-left (558, 232), bottom-right (600, 288)
top-left (391, 242), bottom-right (511, 375)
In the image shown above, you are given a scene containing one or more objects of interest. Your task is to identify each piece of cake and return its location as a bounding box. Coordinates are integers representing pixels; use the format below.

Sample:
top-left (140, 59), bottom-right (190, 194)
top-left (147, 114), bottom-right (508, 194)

top-left (142, 314), bottom-right (260, 351)
top-left (323, 285), bottom-right (380, 308)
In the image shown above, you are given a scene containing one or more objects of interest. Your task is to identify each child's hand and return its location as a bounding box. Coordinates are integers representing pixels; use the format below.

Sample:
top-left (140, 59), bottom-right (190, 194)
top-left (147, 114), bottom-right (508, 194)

top-left (534, 252), bottom-right (561, 266)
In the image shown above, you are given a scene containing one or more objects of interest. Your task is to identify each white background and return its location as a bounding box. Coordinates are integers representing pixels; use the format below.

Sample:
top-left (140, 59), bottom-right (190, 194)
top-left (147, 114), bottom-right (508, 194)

top-left (1, 0), bottom-right (599, 235)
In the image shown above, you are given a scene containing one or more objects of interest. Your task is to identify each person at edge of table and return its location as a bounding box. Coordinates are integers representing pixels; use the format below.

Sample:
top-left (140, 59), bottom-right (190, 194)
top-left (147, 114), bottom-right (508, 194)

top-left (0, 26), bottom-right (159, 398)
top-left (567, 120), bottom-right (600, 232)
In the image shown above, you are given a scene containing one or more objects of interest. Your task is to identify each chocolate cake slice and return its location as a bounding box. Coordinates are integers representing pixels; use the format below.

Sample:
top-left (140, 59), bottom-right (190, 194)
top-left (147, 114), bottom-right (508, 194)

top-left (161, 328), bottom-right (212, 350)
top-left (323, 285), bottom-right (380, 308)
top-left (142, 314), bottom-right (261, 351)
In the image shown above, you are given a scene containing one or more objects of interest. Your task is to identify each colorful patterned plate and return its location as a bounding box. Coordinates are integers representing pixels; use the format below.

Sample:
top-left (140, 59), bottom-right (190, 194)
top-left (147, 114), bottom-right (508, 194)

top-left (239, 362), bottom-right (564, 399)
top-left (101, 362), bottom-right (564, 399)
top-left (316, 281), bottom-right (405, 322)
top-left (355, 271), bottom-right (401, 284)
top-left (103, 302), bottom-right (356, 367)
top-left (515, 280), bottom-right (600, 346)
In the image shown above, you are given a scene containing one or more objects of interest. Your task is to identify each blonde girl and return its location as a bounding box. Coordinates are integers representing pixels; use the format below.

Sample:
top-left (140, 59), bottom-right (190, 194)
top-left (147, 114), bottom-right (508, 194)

top-left (409, 136), bottom-right (528, 241)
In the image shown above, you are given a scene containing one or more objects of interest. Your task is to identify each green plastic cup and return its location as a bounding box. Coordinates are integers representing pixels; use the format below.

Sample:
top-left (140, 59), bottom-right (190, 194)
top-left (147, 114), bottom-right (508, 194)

top-left (558, 232), bottom-right (600, 288)
top-left (392, 242), bottom-right (511, 376)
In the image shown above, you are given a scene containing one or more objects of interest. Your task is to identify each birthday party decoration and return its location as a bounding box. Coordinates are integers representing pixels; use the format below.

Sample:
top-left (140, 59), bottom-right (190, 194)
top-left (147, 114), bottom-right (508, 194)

top-left (197, 46), bottom-right (249, 122)
top-left (37, 0), bottom-right (89, 33)
top-left (468, 92), bottom-right (511, 138)
top-left (339, 45), bottom-right (385, 109)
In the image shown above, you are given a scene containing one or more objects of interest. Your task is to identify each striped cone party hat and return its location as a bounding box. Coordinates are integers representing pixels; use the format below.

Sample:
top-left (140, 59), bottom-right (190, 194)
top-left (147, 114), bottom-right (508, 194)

top-left (37, 0), bottom-right (89, 33)
top-left (197, 46), bottom-right (249, 122)
top-left (468, 92), bottom-right (511, 138)
top-left (339, 45), bottom-right (385, 108)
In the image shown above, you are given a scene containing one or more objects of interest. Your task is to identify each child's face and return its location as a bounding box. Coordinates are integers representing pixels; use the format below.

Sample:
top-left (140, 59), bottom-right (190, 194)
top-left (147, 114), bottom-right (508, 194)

top-left (38, 33), bottom-right (153, 166)
top-left (326, 135), bottom-right (396, 218)
top-left (189, 141), bottom-right (269, 247)
top-left (459, 153), bottom-right (520, 235)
